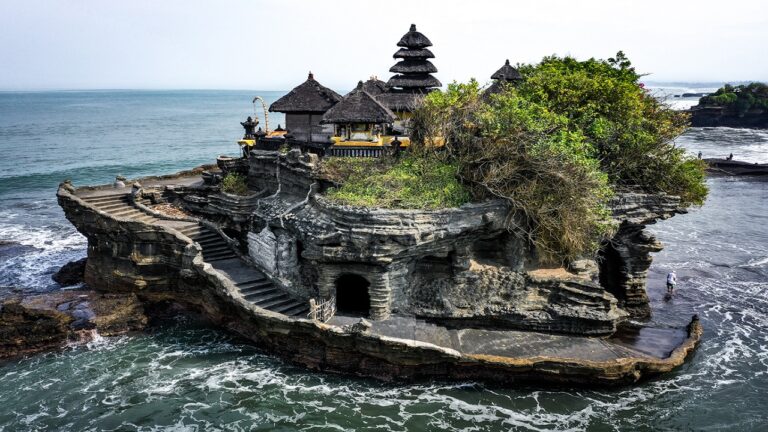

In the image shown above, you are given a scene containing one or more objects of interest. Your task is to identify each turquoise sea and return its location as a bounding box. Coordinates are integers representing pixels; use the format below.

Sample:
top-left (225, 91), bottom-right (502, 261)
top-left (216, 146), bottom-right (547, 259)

top-left (1, 90), bottom-right (767, 431)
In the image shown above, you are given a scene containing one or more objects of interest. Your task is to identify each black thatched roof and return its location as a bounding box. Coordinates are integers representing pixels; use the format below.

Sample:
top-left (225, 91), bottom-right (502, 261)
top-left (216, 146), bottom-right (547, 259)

top-left (482, 80), bottom-right (512, 99)
top-left (389, 59), bottom-right (437, 74)
top-left (321, 82), bottom-right (396, 124)
top-left (375, 91), bottom-right (422, 112)
top-left (393, 47), bottom-right (434, 59)
top-left (359, 77), bottom-right (389, 96)
top-left (491, 59), bottom-right (523, 81)
top-left (269, 72), bottom-right (342, 113)
top-left (387, 74), bottom-right (442, 89)
top-left (397, 24), bottom-right (432, 49)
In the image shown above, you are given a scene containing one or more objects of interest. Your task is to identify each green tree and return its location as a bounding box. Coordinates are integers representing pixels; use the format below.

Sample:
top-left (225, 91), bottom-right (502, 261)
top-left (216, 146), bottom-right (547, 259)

top-left (516, 53), bottom-right (707, 205)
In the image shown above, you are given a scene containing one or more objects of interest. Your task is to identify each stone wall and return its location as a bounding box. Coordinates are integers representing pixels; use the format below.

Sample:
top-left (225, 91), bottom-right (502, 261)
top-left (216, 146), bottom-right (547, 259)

top-left (151, 152), bottom-right (644, 335)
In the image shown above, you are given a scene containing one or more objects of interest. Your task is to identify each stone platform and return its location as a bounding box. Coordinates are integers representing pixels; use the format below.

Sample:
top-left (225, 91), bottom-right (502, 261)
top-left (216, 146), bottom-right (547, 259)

top-left (330, 315), bottom-right (689, 362)
top-left (55, 166), bottom-right (702, 386)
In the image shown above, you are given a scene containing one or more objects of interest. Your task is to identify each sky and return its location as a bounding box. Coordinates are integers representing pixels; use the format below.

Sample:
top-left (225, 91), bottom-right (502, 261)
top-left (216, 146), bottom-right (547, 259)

top-left (1, 0), bottom-right (766, 91)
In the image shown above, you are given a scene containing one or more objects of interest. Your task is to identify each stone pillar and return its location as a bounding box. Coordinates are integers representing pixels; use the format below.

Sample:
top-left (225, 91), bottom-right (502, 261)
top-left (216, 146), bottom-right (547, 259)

top-left (599, 223), bottom-right (662, 318)
top-left (367, 272), bottom-right (391, 320)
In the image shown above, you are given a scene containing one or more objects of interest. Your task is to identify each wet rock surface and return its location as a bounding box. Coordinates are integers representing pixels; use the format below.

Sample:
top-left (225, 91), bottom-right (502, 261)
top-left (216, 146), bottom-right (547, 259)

top-left (52, 257), bottom-right (87, 286)
top-left (602, 192), bottom-right (685, 318)
top-left (0, 290), bottom-right (148, 359)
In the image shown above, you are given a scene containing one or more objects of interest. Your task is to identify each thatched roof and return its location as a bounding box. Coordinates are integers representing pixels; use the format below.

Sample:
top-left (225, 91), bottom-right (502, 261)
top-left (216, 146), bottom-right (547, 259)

top-left (375, 91), bottom-right (422, 112)
top-left (397, 24), bottom-right (432, 49)
top-left (389, 59), bottom-right (437, 74)
top-left (321, 83), bottom-right (396, 124)
top-left (482, 80), bottom-right (512, 99)
top-left (269, 72), bottom-right (342, 113)
top-left (387, 74), bottom-right (442, 89)
top-left (358, 77), bottom-right (389, 96)
top-left (393, 47), bottom-right (434, 59)
top-left (491, 59), bottom-right (523, 81)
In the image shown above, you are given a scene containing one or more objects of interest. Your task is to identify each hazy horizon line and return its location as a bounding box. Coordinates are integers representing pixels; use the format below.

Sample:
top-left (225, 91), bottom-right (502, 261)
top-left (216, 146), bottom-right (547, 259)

top-left (1, 80), bottom-right (764, 94)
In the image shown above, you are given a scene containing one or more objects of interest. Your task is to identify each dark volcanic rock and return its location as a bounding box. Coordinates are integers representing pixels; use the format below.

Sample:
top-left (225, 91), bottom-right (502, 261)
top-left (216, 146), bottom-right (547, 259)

top-left (52, 257), bottom-right (87, 286)
top-left (704, 158), bottom-right (768, 176)
top-left (690, 106), bottom-right (768, 128)
top-left (0, 290), bottom-right (148, 359)
top-left (602, 192), bottom-right (684, 318)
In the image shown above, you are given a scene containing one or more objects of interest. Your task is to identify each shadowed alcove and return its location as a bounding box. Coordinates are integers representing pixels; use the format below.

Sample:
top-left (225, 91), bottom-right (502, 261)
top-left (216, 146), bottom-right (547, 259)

top-left (335, 274), bottom-right (371, 317)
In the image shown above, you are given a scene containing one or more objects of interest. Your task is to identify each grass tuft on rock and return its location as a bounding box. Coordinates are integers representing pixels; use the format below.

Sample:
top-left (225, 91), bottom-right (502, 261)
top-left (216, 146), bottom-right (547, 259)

top-left (318, 156), bottom-right (471, 210)
top-left (221, 172), bottom-right (248, 196)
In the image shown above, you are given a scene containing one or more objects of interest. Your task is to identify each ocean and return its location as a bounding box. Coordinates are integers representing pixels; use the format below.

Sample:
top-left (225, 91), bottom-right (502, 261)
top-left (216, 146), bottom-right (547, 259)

top-left (1, 89), bottom-right (767, 431)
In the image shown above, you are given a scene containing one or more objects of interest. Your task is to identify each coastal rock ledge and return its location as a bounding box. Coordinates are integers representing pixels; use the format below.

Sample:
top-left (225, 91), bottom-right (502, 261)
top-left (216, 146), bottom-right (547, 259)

top-left (0, 290), bottom-right (148, 359)
top-left (46, 157), bottom-right (701, 386)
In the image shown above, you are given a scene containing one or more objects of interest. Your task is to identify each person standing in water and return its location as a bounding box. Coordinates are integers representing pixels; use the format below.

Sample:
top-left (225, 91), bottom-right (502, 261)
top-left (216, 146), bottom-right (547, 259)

top-left (667, 270), bottom-right (677, 293)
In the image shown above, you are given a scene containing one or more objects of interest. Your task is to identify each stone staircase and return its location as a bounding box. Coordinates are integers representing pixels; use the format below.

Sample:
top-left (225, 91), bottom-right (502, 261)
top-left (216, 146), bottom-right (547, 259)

top-left (79, 191), bottom-right (309, 318)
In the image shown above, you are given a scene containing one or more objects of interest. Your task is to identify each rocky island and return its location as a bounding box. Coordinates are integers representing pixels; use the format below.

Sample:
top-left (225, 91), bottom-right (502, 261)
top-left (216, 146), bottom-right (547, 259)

top-left (5, 27), bottom-right (708, 386)
top-left (690, 82), bottom-right (768, 128)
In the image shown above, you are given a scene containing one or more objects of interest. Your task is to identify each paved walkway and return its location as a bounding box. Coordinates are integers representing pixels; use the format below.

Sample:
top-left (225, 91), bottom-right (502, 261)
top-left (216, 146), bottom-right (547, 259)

top-left (329, 315), bottom-right (687, 361)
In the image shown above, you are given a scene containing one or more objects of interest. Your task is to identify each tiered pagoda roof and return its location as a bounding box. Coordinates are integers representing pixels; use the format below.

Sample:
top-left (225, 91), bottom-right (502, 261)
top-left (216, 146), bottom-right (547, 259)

top-left (386, 24), bottom-right (441, 92)
top-left (322, 82), bottom-right (396, 124)
top-left (269, 72), bottom-right (342, 113)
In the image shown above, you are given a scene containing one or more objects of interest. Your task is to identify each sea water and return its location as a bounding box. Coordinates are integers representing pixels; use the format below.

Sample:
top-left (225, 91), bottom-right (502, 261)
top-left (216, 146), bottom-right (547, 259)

top-left (1, 90), bottom-right (767, 431)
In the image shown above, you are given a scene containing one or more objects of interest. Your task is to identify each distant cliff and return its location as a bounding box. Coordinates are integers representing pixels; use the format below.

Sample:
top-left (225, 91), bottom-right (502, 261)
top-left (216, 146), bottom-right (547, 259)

top-left (690, 83), bottom-right (768, 128)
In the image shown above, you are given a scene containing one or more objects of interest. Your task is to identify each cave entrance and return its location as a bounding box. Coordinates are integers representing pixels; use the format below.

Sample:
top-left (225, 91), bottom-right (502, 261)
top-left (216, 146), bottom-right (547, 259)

top-left (598, 241), bottom-right (626, 301)
top-left (335, 274), bottom-right (371, 317)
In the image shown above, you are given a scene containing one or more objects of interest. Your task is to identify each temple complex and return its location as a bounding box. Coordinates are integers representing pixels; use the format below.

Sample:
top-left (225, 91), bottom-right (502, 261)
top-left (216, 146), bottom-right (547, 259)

top-left (52, 23), bottom-right (702, 386)
top-left (244, 24), bottom-right (449, 157)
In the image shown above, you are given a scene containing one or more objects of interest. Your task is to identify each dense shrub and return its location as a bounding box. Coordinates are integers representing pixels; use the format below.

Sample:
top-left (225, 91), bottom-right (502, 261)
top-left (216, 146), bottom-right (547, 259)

top-left (412, 81), bottom-right (615, 263)
top-left (221, 172), bottom-right (248, 195)
top-left (701, 82), bottom-right (768, 114)
top-left (516, 52), bottom-right (706, 205)
top-left (408, 52), bottom-right (707, 263)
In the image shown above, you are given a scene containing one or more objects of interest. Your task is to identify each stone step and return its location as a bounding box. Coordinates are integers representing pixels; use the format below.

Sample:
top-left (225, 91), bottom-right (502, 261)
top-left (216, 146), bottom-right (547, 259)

top-left (195, 237), bottom-right (229, 249)
top-left (254, 295), bottom-right (296, 311)
top-left (243, 289), bottom-right (285, 303)
top-left (240, 284), bottom-right (277, 296)
top-left (113, 211), bottom-right (145, 219)
top-left (242, 286), bottom-right (280, 300)
top-left (280, 303), bottom-right (310, 317)
top-left (274, 301), bottom-right (309, 316)
top-left (136, 215), bottom-right (158, 223)
top-left (111, 211), bottom-right (143, 219)
top-left (178, 225), bottom-right (202, 233)
top-left (236, 278), bottom-right (269, 289)
top-left (203, 247), bottom-right (237, 257)
top-left (83, 194), bottom-right (128, 203)
top-left (96, 201), bottom-right (132, 211)
top-left (191, 232), bottom-right (219, 241)
top-left (205, 252), bottom-right (238, 261)
top-left (178, 226), bottom-right (207, 236)
top-left (202, 244), bottom-right (232, 254)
